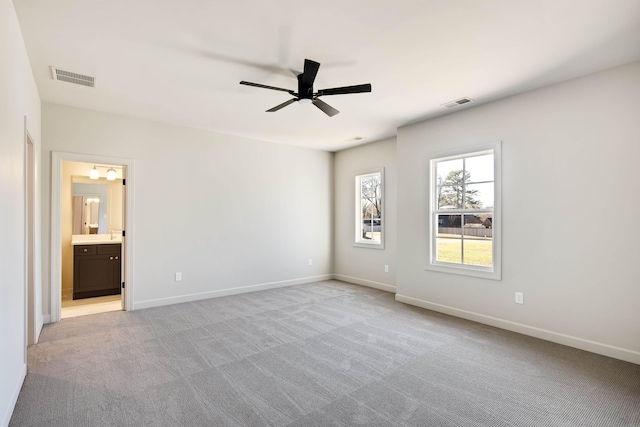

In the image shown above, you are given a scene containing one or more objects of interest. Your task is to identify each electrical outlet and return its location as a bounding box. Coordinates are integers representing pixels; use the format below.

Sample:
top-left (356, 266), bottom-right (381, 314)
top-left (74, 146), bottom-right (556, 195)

top-left (175, 272), bottom-right (182, 281)
top-left (308, 259), bottom-right (313, 266)
top-left (515, 292), bottom-right (524, 304)
top-left (384, 265), bottom-right (389, 273)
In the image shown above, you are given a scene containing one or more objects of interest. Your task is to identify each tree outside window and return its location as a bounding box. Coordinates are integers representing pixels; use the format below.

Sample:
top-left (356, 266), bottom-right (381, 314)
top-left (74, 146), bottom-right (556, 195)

top-left (355, 169), bottom-right (384, 248)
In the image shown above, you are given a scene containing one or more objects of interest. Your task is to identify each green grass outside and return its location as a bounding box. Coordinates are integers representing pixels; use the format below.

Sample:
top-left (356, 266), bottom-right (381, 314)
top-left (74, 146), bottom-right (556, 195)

top-left (437, 238), bottom-right (492, 266)
top-left (361, 232), bottom-right (491, 266)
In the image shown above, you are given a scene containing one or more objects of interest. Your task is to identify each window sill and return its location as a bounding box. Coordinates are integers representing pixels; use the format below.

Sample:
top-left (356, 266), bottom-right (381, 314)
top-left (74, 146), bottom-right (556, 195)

top-left (353, 242), bottom-right (385, 250)
top-left (425, 262), bottom-right (501, 280)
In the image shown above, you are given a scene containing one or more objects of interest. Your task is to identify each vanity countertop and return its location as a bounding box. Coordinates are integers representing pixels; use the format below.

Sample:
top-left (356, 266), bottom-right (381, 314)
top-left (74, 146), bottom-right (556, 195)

top-left (72, 234), bottom-right (122, 245)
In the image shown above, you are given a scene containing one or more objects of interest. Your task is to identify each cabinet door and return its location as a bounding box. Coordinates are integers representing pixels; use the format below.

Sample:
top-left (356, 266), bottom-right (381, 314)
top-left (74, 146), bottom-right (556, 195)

top-left (73, 244), bottom-right (122, 299)
top-left (111, 254), bottom-right (122, 289)
top-left (75, 255), bottom-right (112, 293)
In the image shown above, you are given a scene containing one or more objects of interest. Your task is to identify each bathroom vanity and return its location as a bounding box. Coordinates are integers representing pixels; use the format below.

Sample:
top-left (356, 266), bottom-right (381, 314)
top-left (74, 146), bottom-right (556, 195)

top-left (72, 237), bottom-right (122, 299)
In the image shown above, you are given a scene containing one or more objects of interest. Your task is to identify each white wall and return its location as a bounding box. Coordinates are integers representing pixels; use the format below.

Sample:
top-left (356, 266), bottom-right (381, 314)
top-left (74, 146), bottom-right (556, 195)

top-left (41, 104), bottom-right (332, 312)
top-left (107, 179), bottom-right (123, 232)
top-left (333, 137), bottom-right (397, 291)
top-left (395, 60), bottom-right (640, 363)
top-left (0, 0), bottom-right (41, 424)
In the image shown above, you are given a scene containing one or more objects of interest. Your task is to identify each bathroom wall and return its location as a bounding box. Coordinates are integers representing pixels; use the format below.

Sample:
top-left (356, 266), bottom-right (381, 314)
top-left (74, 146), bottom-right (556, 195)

top-left (107, 180), bottom-right (123, 232)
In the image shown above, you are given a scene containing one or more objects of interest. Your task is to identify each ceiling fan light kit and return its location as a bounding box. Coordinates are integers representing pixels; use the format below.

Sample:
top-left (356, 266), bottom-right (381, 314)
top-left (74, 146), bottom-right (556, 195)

top-left (240, 59), bottom-right (372, 117)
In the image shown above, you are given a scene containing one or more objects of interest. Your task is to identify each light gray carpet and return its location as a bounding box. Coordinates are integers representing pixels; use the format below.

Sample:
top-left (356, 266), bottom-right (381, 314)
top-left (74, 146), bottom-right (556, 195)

top-left (10, 280), bottom-right (640, 426)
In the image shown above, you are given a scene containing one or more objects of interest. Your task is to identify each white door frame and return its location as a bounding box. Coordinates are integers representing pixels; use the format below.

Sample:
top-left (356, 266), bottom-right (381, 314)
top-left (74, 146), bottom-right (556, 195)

top-left (50, 151), bottom-right (135, 322)
top-left (24, 116), bottom-right (40, 349)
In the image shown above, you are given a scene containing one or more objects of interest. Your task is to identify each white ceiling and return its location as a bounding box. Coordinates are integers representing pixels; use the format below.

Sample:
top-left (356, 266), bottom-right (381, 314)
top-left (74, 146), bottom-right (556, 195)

top-left (14, 0), bottom-right (640, 151)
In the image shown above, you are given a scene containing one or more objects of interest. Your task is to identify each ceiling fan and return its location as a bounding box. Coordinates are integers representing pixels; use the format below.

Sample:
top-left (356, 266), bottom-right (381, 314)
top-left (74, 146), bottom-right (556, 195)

top-left (240, 59), bottom-right (372, 117)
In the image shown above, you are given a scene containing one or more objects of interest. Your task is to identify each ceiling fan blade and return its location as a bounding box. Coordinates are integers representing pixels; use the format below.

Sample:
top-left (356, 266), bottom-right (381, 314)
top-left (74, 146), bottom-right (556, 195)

top-left (266, 98), bottom-right (297, 112)
top-left (312, 98), bottom-right (340, 117)
top-left (301, 59), bottom-right (320, 87)
top-left (240, 81), bottom-right (292, 93)
top-left (317, 83), bottom-right (372, 96)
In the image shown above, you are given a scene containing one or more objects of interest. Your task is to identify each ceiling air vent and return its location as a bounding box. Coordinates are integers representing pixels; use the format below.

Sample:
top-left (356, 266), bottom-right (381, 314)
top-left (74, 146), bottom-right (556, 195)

top-left (441, 97), bottom-right (474, 109)
top-left (50, 67), bottom-right (95, 88)
top-left (344, 136), bottom-right (364, 142)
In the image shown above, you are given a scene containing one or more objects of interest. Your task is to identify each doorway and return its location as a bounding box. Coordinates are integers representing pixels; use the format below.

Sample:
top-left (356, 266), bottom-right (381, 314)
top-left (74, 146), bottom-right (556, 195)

top-left (62, 161), bottom-right (124, 318)
top-left (50, 152), bottom-right (134, 323)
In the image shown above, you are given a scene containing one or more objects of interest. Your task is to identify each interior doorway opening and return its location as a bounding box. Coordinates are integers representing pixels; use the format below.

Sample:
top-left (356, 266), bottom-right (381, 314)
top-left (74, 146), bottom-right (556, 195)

top-left (50, 152), bottom-right (134, 323)
top-left (61, 160), bottom-right (125, 319)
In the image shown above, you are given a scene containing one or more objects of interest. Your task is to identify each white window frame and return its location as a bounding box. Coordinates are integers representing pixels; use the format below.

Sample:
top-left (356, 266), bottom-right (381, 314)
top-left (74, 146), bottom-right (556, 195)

top-left (354, 167), bottom-right (384, 249)
top-left (426, 142), bottom-right (501, 280)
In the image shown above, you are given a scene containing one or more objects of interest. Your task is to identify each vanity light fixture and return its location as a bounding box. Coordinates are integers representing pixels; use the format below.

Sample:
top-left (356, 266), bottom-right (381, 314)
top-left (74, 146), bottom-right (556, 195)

top-left (89, 164), bottom-right (122, 180)
top-left (89, 166), bottom-right (99, 179)
top-left (106, 168), bottom-right (117, 181)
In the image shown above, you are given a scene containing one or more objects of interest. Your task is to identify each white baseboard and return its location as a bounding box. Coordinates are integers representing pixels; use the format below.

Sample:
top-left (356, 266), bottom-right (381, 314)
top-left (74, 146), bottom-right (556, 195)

top-left (2, 363), bottom-right (26, 427)
top-left (42, 314), bottom-right (51, 325)
top-left (332, 274), bottom-right (396, 293)
top-left (134, 274), bottom-right (333, 310)
top-left (395, 294), bottom-right (640, 365)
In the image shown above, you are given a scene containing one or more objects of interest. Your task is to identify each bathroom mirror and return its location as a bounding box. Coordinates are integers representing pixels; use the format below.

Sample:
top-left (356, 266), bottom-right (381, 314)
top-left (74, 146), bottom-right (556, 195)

top-left (71, 175), bottom-right (123, 236)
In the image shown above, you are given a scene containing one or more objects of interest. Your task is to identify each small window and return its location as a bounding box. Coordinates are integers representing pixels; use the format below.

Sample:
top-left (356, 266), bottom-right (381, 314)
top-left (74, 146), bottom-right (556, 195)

top-left (427, 142), bottom-right (501, 279)
top-left (355, 168), bottom-right (384, 249)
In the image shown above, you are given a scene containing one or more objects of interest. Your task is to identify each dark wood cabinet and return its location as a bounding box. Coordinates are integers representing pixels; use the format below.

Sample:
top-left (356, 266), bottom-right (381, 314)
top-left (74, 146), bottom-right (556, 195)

top-left (73, 243), bottom-right (122, 299)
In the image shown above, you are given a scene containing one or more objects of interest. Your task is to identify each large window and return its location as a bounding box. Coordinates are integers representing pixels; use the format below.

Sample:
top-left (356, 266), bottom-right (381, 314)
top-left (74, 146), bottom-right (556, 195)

top-left (427, 142), bottom-right (501, 279)
top-left (355, 168), bottom-right (384, 248)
